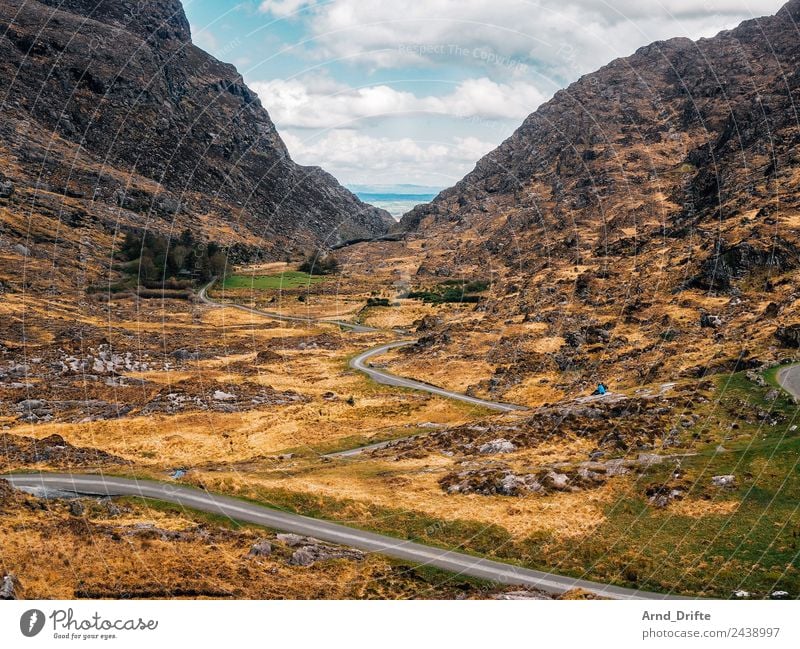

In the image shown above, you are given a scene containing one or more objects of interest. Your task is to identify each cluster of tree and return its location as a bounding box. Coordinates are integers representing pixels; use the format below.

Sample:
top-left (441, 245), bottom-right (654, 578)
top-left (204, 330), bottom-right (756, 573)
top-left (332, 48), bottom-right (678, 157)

top-left (118, 229), bottom-right (228, 284)
top-left (298, 253), bottom-right (339, 276)
top-left (406, 279), bottom-right (490, 304)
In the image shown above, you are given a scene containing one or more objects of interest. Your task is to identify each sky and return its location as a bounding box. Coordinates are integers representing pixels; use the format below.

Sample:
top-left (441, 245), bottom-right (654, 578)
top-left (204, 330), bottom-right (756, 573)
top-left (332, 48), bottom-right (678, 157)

top-left (183, 0), bottom-right (786, 191)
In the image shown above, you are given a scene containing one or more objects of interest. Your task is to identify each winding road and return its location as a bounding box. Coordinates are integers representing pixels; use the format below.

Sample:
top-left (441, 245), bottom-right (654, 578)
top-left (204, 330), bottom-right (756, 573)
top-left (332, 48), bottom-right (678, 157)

top-left (4, 280), bottom-right (679, 599)
top-left (4, 473), bottom-right (681, 600)
top-left (199, 280), bottom-right (526, 413)
top-left (776, 363), bottom-right (800, 400)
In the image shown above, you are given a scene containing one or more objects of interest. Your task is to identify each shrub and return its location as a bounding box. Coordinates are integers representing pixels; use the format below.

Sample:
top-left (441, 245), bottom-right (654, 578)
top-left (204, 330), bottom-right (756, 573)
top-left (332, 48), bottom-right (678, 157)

top-left (298, 254), bottom-right (339, 276)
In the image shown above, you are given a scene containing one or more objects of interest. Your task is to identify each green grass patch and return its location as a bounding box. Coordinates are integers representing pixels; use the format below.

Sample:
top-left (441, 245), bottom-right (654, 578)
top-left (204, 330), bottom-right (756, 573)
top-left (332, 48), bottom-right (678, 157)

top-left (223, 271), bottom-right (327, 290)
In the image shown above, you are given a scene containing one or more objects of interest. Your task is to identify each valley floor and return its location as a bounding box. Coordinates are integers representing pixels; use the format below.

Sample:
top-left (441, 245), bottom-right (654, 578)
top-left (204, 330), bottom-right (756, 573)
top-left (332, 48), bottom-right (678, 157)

top-left (2, 254), bottom-right (799, 599)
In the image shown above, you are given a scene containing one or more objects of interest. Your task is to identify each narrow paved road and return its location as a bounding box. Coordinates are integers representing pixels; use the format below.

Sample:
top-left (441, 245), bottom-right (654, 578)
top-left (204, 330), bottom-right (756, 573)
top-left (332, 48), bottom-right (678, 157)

top-left (197, 282), bottom-right (378, 333)
top-left (199, 280), bottom-right (527, 413)
top-left (351, 342), bottom-right (527, 413)
top-left (4, 473), bottom-right (682, 600)
top-left (776, 364), bottom-right (800, 400)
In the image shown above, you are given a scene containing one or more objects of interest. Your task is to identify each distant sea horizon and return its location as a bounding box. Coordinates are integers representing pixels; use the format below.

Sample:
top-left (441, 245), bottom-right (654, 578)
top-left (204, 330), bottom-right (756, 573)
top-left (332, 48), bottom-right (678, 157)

top-left (349, 184), bottom-right (442, 220)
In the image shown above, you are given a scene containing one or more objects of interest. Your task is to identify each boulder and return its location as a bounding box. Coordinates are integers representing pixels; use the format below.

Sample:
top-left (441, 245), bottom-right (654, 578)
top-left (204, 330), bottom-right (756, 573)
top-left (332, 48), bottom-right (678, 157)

top-left (171, 349), bottom-right (200, 361)
top-left (478, 438), bottom-right (517, 454)
top-left (775, 324), bottom-right (800, 348)
top-left (0, 574), bottom-right (19, 600)
top-left (711, 475), bottom-right (736, 488)
top-left (212, 390), bottom-right (236, 401)
top-left (700, 313), bottom-right (723, 328)
top-left (414, 314), bottom-right (444, 332)
top-left (0, 179), bottom-right (14, 199)
top-left (256, 349), bottom-right (284, 363)
top-left (248, 540), bottom-right (272, 557)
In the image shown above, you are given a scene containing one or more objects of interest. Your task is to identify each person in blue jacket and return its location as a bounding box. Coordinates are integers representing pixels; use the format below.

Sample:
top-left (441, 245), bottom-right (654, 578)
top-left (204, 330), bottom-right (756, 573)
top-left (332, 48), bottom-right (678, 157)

top-left (592, 382), bottom-right (607, 396)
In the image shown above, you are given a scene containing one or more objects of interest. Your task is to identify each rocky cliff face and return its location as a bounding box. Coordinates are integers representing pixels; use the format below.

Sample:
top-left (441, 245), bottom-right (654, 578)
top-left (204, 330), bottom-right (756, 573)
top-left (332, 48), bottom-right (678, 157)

top-left (0, 0), bottom-right (391, 262)
top-left (400, 0), bottom-right (800, 295)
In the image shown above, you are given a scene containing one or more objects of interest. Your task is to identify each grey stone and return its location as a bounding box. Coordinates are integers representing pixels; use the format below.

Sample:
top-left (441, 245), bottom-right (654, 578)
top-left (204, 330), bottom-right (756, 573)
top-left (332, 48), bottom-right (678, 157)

top-left (478, 438), bottom-right (517, 454)
top-left (711, 475), bottom-right (736, 488)
top-left (248, 540), bottom-right (273, 557)
top-left (0, 574), bottom-right (18, 600)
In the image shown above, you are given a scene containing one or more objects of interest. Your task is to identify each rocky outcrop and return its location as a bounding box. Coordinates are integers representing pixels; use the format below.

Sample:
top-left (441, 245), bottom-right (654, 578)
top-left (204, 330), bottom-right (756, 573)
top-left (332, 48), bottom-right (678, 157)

top-left (399, 0), bottom-right (800, 296)
top-left (0, 0), bottom-right (391, 258)
top-left (775, 325), bottom-right (800, 348)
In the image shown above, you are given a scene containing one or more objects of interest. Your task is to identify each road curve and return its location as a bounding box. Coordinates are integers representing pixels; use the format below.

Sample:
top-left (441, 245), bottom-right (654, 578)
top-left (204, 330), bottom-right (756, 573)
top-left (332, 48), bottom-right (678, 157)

top-left (350, 342), bottom-right (527, 413)
top-left (199, 280), bottom-right (527, 413)
top-left (776, 364), bottom-right (800, 400)
top-left (4, 473), bottom-right (682, 600)
top-left (197, 281), bottom-right (378, 333)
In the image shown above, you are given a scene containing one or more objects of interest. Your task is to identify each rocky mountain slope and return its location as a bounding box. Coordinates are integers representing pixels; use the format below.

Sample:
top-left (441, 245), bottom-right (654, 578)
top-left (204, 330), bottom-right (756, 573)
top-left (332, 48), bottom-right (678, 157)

top-left (0, 0), bottom-right (390, 285)
top-left (332, 0), bottom-right (800, 404)
top-left (400, 0), bottom-right (800, 298)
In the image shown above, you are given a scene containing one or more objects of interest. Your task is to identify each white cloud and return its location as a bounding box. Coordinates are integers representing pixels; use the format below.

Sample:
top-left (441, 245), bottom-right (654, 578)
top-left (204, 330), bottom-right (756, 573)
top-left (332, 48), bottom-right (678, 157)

top-left (250, 77), bottom-right (546, 128)
top-left (282, 129), bottom-right (495, 185)
top-left (257, 0), bottom-right (785, 77)
top-left (257, 0), bottom-right (311, 18)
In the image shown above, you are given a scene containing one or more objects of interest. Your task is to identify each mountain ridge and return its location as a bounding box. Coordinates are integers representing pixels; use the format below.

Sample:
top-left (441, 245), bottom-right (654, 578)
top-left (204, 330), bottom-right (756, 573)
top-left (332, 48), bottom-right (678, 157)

top-left (0, 0), bottom-right (391, 280)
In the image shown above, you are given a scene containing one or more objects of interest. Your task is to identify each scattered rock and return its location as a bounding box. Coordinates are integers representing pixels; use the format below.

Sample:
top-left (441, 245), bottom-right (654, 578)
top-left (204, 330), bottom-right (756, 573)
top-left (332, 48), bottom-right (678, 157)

top-left (493, 590), bottom-right (551, 600)
top-left (776, 324), bottom-right (800, 348)
top-left (275, 533), bottom-right (305, 547)
top-left (69, 500), bottom-right (85, 517)
top-left (700, 313), bottom-right (723, 328)
top-left (289, 543), bottom-right (364, 566)
top-left (414, 314), bottom-right (444, 332)
top-left (256, 350), bottom-right (284, 363)
top-left (770, 590), bottom-right (790, 600)
top-left (171, 349), bottom-right (200, 361)
top-left (764, 389), bottom-right (780, 402)
top-left (277, 533), bottom-right (364, 566)
top-left (0, 574), bottom-right (19, 600)
top-left (248, 539), bottom-right (272, 557)
top-left (711, 475), bottom-right (736, 488)
top-left (478, 438), bottom-right (516, 454)
top-left (0, 179), bottom-right (14, 199)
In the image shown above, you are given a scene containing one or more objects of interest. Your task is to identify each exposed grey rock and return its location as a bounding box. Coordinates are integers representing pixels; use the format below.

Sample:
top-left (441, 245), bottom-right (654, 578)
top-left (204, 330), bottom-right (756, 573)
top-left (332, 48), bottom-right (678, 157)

top-left (776, 325), bottom-right (800, 348)
top-left (248, 539), bottom-right (273, 557)
top-left (69, 500), bottom-right (85, 516)
top-left (12, 243), bottom-right (29, 257)
top-left (0, 574), bottom-right (18, 600)
top-left (171, 349), bottom-right (201, 361)
top-left (493, 589), bottom-right (551, 600)
top-left (478, 438), bottom-right (517, 454)
top-left (276, 533), bottom-right (307, 547)
top-left (711, 475), bottom-right (736, 488)
top-left (542, 471), bottom-right (570, 490)
top-left (288, 543), bottom-right (364, 567)
top-left (212, 390), bottom-right (236, 401)
top-left (700, 313), bottom-right (723, 328)
top-left (0, 180), bottom-right (14, 199)
top-left (764, 389), bottom-right (780, 402)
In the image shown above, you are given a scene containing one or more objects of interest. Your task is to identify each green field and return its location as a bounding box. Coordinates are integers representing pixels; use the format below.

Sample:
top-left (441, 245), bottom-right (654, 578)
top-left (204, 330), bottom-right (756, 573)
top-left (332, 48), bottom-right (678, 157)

top-left (222, 271), bottom-right (327, 290)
